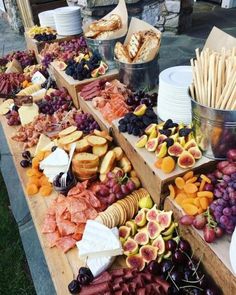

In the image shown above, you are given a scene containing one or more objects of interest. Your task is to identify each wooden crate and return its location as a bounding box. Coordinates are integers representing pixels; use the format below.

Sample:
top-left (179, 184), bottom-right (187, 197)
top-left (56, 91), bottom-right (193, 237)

top-left (111, 120), bottom-right (215, 206)
top-left (50, 61), bottom-right (119, 109)
top-left (164, 196), bottom-right (236, 295)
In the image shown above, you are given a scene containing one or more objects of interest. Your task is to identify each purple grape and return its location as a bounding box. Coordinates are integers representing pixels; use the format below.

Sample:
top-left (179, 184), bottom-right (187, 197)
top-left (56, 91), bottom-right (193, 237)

top-left (223, 207), bottom-right (232, 216)
top-left (231, 206), bottom-right (236, 215)
top-left (219, 215), bottom-right (229, 226)
top-left (205, 183), bottom-right (214, 191)
top-left (214, 189), bottom-right (222, 198)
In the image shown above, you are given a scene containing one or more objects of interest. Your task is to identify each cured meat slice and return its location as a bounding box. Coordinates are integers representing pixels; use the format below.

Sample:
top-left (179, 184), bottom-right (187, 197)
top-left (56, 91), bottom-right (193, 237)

top-left (68, 181), bottom-right (88, 196)
top-left (57, 220), bottom-right (77, 236)
top-left (55, 199), bottom-right (67, 217)
top-left (68, 197), bottom-right (88, 215)
top-left (87, 191), bottom-right (101, 208)
top-left (110, 268), bottom-right (125, 278)
top-left (71, 211), bottom-right (87, 224)
top-left (84, 207), bottom-right (98, 220)
top-left (153, 277), bottom-right (170, 293)
top-left (47, 200), bottom-right (57, 216)
top-left (91, 272), bottom-right (112, 285)
top-left (72, 223), bottom-right (86, 241)
top-left (41, 214), bottom-right (57, 233)
top-left (72, 232), bottom-right (83, 241)
top-left (60, 210), bottom-right (71, 220)
top-left (56, 236), bottom-right (76, 253)
top-left (44, 230), bottom-right (60, 248)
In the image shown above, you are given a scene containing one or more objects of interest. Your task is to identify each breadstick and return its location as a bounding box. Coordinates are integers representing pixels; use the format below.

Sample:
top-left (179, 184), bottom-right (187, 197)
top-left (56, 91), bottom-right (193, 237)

top-left (219, 71), bottom-right (236, 109)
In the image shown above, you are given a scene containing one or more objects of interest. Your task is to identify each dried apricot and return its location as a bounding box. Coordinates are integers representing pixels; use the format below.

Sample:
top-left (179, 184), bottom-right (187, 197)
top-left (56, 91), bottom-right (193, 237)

top-left (193, 198), bottom-right (200, 207)
top-left (199, 197), bottom-right (209, 210)
top-left (35, 151), bottom-right (45, 161)
top-left (199, 180), bottom-right (206, 192)
top-left (197, 191), bottom-right (213, 199)
top-left (183, 171), bottom-right (194, 181)
top-left (175, 177), bottom-right (185, 189)
top-left (32, 158), bottom-right (40, 169)
top-left (200, 174), bottom-right (211, 183)
top-left (182, 203), bottom-right (198, 215)
top-left (155, 158), bottom-right (163, 169)
top-left (186, 176), bottom-right (198, 184)
top-left (183, 183), bottom-right (198, 194)
top-left (168, 184), bottom-right (176, 199)
top-left (26, 168), bottom-right (38, 177)
top-left (26, 183), bottom-right (38, 195)
top-left (39, 185), bottom-right (52, 196)
top-left (175, 193), bottom-right (187, 205)
top-left (181, 198), bottom-right (195, 205)
top-left (39, 175), bottom-right (50, 186)
top-left (28, 176), bottom-right (40, 187)
top-left (161, 156), bottom-right (175, 173)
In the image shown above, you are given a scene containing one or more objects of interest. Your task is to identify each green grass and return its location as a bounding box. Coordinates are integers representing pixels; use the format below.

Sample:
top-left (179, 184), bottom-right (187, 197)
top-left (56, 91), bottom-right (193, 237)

top-left (0, 173), bottom-right (36, 295)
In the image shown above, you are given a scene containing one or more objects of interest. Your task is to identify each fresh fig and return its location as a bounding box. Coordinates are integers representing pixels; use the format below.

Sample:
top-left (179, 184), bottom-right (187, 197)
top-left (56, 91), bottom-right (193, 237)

top-left (146, 205), bottom-right (160, 222)
top-left (168, 142), bottom-right (184, 157)
top-left (169, 133), bottom-right (178, 142)
top-left (178, 136), bottom-right (186, 147)
top-left (133, 104), bottom-right (147, 116)
top-left (139, 245), bottom-right (158, 263)
top-left (157, 134), bottom-right (167, 145)
top-left (184, 139), bottom-right (198, 150)
top-left (135, 135), bottom-right (148, 148)
top-left (134, 209), bottom-right (147, 227)
top-left (152, 235), bottom-right (165, 255)
top-left (178, 151), bottom-right (195, 169)
top-left (119, 226), bottom-right (131, 240)
top-left (125, 220), bottom-right (137, 236)
top-left (126, 254), bottom-right (145, 271)
top-left (123, 237), bottom-right (139, 256)
top-left (145, 138), bottom-right (158, 152)
top-left (157, 211), bottom-right (172, 230)
top-left (134, 230), bottom-right (149, 245)
top-left (138, 195), bottom-right (153, 209)
top-left (148, 128), bottom-right (158, 140)
top-left (147, 221), bottom-right (162, 239)
top-left (145, 123), bottom-right (157, 135)
top-left (188, 146), bottom-right (202, 159)
top-left (155, 142), bottom-right (167, 158)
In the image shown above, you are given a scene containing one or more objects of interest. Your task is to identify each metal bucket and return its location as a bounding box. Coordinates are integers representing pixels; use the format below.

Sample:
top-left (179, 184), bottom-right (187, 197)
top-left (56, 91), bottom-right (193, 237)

top-left (116, 55), bottom-right (159, 91)
top-left (85, 36), bottom-right (125, 70)
top-left (191, 98), bottom-right (236, 160)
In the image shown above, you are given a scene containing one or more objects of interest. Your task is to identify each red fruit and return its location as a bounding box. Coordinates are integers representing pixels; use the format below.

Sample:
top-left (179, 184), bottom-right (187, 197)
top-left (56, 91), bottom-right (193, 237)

top-left (193, 214), bottom-right (207, 230)
top-left (227, 149), bottom-right (236, 162)
top-left (180, 215), bottom-right (195, 225)
top-left (217, 161), bottom-right (229, 172)
top-left (221, 164), bottom-right (236, 175)
top-left (203, 225), bottom-right (216, 243)
top-left (215, 226), bottom-right (224, 238)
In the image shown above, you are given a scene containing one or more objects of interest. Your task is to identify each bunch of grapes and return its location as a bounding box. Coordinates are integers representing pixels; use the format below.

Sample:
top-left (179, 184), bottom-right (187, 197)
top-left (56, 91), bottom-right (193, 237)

top-left (37, 88), bottom-right (73, 115)
top-left (34, 33), bottom-right (56, 42)
top-left (5, 50), bottom-right (37, 69)
top-left (65, 53), bottom-right (101, 81)
top-left (126, 91), bottom-right (157, 111)
top-left (74, 113), bottom-right (100, 134)
top-left (5, 107), bottom-right (21, 126)
top-left (95, 171), bottom-right (137, 206)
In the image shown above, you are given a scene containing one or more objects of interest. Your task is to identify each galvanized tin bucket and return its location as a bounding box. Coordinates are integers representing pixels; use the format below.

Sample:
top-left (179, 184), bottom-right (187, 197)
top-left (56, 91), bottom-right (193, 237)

top-left (116, 55), bottom-right (159, 91)
top-left (191, 98), bottom-right (236, 160)
top-left (85, 36), bottom-right (125, 70)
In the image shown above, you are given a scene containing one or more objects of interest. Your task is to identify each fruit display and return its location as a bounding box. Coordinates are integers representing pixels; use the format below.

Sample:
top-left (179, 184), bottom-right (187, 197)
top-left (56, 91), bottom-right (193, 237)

top-left (27, 25), bottom-right (57, 42)
top-left (168, 171), bottom-right (214, 216)
top-left (1, 50), bottom-right (36, 69)
top-left (74, 113), bottom-right (100, 134)
top-left (5, 108), bottom-right (21, 126)
top-left (37, 88), bottom-right (73, 115)
top-left (40, 37), bottom-right (87, 67)
top-left (126, 90), bottom-right (157, 110)
top-left (118, 105), bottom-right (158, 136)
top-left (65, 52), bottom-right (108, 81)
top-left (23, 64), bottom-right (48, 78)
top-left (0, 73), bottom-right (25, 96)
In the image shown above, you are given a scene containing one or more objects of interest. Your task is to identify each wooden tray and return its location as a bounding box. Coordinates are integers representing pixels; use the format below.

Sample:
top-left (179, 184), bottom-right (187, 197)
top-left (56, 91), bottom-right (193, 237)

top-left (111, 119), bottom-right (215, 206)
top-left (50, 61), bottom-right (119, 109)
top-left (164, 196), bottom-right (236, 295)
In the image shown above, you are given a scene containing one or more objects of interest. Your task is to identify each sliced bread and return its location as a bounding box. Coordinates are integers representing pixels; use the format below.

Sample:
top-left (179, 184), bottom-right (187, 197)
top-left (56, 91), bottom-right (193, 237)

top-left (99, 150), bottom-right (116, 175)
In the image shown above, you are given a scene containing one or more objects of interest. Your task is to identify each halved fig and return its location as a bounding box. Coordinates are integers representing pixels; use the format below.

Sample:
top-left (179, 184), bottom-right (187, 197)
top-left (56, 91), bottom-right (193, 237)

top-left (139, 245), bottom-right (158, 263)
top-left (168, 142), bottom-right (184, 157)
top-left (188, 146), bottom-right (202, 159)
top-left (126, 254), bottom-right (145, 271)
top-left (178, 151), bottom-right (196, 168)
top-left (133, 104), bottom-right (147, 116)
top-left (119, 226), bottom-right (131, 240)
top-left (123, 237), bottom-right (139, 256)
top-left (184, 139), bottom-right (198, 150)
top-left (146, 205), bottom-right (159, 222)
top-left (152, 235), bottom-right (165, 255)
top-left (134, 230), bottom-right (149, 245)
top-left (145, 123), bottom-right (157, 135)
top-left (148, 128), bottom-right (158, 140)
top-left (169, 133), bottom-right (178, 142)
top-left (157, 211), bottom-right (172, 230)
top-left (147, 221), bottom-right (162, 239)
top-left (134, 209), bottom-right (147, 227)
top-left (145, 138), bottom-right (158, 152)
top-left (155, 142), bottom-right (167, 158)
top-left (157, 134), bottom-right (167, 145)
top-left (125, 220), bottom-right (137, 236)
top-left (178, 136), bottom-right (186, 147)
top-left (135, 135), bottom-right (148, 148)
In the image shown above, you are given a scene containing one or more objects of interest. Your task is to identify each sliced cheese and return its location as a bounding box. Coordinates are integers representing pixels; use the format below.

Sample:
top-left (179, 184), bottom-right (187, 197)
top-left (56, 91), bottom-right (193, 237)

top-left (17, 84), bottom-right (41, 96)
top-left (5, 59), bottom-right (22, 73)
top-left (0, 99), bottom-right (14, 115)
top-left (40, 148), bottom-right (69, 168)
top-left (35, 134), bottom-right (52, 155)
top-left (32, 88), bottom-right (46, 102)
top-left (18, 103), bottom-right (39, 126)
top-left (31, 71), bottom-right (46, 85)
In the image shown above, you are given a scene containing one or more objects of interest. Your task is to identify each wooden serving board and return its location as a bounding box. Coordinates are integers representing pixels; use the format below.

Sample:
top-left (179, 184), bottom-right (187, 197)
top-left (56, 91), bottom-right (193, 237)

top-left (50, 62), bottom-right (119, 109)
top-left (111, 119), bottom-right (215, 206)
top-left (164, 196), bottom-right (236, 295)
top-left (0, 114), bottom-right (124, 295)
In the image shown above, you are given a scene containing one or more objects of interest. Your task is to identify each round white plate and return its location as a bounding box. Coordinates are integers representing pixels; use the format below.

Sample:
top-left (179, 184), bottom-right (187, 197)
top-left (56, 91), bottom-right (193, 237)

top-left (229, 228), bottom-right (236, 275)
top-left (160, 66), bottom-right (192, 88)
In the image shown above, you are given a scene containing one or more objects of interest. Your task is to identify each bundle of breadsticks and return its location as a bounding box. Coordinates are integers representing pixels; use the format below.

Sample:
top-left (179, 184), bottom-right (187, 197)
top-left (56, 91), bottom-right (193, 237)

top-left (190, 47), bottom-right (236, 110)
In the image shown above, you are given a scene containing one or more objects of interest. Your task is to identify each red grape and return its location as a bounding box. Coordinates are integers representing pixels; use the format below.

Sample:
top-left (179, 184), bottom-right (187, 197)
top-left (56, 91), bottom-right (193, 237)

top-left (203, 225), bottom-right (216, 243)
top-left (227, 149), bottom-right (236, 161)
top-left (193, 214), bottom-right (207, 230)
top-left (215, 226), bottom-right (224, 238)
top-left (217, 161), bottom-right (229, 172)
top-left (180, 215), bottom-right (194, 225)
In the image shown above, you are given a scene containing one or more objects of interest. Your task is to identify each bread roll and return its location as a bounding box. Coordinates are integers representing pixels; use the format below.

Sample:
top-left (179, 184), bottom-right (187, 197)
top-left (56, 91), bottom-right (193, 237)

top-left (133, 35), bottom-right (160, 63)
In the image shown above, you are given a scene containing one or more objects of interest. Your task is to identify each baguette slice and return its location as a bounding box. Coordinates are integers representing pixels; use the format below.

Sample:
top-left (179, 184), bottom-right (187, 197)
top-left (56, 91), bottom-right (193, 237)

top-left (89, 14), bottom-right (121, 32)
top-left (73, 152), bottom-right (99, 167)
top-left (58, 131), bottom-right (83, 145)
top-left (87, 135), bottom-right (107, 147)
top-left (133, 35), bottom-right (160, 63)
top-left (119, 156), bottom-right (132, 173)
top-left (92, 143), bottom-right (108, 157)
top-left (112, 147), bottom-right (124, 161)
top-left (75, 139), bottom-right (91, 153)
top-left (127, 32), bottom-right (142, 59)
top-left (99, 150), bottom-right (116, 174)
top-left (58, 126), bottom-right (77, 138)
top-left (114, 42), bottom-right (132, 63)
top-left (73, 165), bottom-right (98, 176)
top-left (84, 30), bottom-right (101, 39)
top-left (94, 129), bottom-right (113, 142)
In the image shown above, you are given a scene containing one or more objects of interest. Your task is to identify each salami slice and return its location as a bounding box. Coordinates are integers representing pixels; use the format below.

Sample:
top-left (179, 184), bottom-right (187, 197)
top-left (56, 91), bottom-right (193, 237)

top-left (41, 214), bottom-right (57, 233)
top-left (84, 207), bottom-right (98, 220)
top-left (44, 230), bottom-right (60, 248)
top-left (56, 236), bottom-right (76, 253)
top-left (57, 220), bottom-right (77, 236)
top-left (71, 211), bottom-right (87, 224)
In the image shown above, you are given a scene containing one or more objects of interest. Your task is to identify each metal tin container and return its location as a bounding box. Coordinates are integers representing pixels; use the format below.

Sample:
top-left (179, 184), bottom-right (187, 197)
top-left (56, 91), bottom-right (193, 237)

top-left (85, 36), bottom-right (125, 70)
top-left (191, 98), bottom-right (236, 160)
top-left (116, 55), bottom-right (159, 91)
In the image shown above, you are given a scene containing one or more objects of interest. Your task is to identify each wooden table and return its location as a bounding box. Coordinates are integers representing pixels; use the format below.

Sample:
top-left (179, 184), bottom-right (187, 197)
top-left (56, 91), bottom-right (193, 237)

top-left (164, 196), bottom-right (236, 295)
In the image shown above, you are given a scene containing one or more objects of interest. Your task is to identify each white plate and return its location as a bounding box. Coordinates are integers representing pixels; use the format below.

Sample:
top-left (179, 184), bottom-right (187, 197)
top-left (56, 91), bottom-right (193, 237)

top-left (229, 228), bottom-right (236, 275)
top-left (160, 66), bottom-right (192, 88)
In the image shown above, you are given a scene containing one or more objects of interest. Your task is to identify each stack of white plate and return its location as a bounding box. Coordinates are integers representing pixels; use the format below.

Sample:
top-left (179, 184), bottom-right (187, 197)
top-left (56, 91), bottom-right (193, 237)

top-left (158, 66), bottom-right (193, 125)
top-left (53, 7), bottom-right (82, 36)
top-left (38, 10), bottom-right (55, 29)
